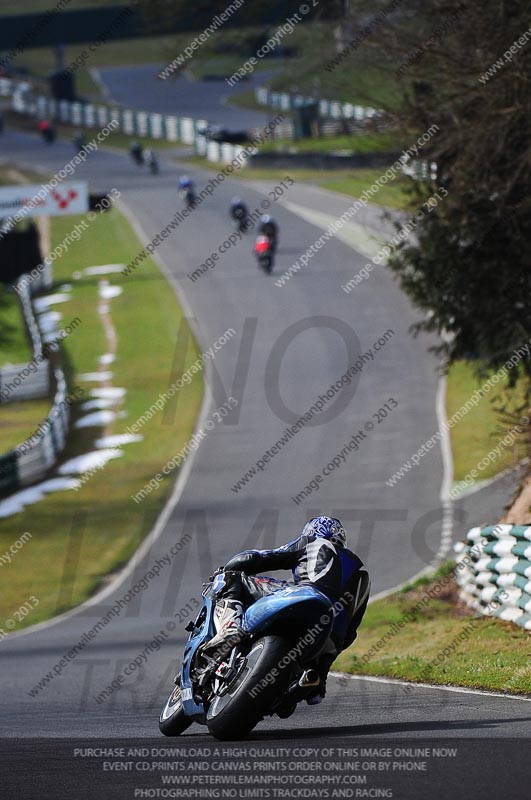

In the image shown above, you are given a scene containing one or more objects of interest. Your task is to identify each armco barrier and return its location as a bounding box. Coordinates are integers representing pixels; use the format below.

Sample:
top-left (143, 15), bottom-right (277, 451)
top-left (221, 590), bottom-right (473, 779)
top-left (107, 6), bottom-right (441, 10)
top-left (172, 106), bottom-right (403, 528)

top-left (0, 278), bottom-right (50, 404)
top-left (0, 360), bottom-right (49, 404)
top-left (0, 367), bottom-right (71, 494)
top-left (454, 524), bottom-right (531, 630)
top-left (18, 277), bottom-right (44, 358)
top-left (0, 272), bottom-right (72, 494)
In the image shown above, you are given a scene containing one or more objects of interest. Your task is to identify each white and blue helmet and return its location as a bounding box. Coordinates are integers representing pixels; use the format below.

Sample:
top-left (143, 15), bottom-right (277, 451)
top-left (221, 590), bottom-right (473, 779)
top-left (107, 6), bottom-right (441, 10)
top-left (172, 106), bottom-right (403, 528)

top-left (302, 516), bottom-right (346, 547)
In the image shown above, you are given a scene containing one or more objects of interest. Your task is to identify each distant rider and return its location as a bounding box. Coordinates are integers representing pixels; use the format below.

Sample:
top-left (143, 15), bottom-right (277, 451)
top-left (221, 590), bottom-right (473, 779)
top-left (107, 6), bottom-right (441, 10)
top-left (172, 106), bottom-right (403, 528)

top-left (258, 214), bottom-right (278, 250)
top-left (130, 140), bottom-right (144, 165)
top-left (179, 175), bottom-right (196, 208)
top-left (145, 149), bottom-right (159, 174)
top-left (178, 175), bottom-right (195, 193)
top-left (204, 516), bottom-right (370, 705)
top-left (230, 196), bottom-right (249, 230)
top-left (72, 131), bottom-right (86, 152)
top-left (39, 119), bottom-right (56, 144)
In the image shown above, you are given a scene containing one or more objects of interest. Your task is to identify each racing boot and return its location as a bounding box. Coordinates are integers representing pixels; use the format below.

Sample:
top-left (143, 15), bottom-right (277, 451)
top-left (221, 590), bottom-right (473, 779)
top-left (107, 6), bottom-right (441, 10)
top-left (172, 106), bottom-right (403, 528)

top-left (306, 684), bottom-right (326, 705)
top-left (305, 653), bottom-right (335, 705)
top-left (202, 599), bottom-right (244, 656)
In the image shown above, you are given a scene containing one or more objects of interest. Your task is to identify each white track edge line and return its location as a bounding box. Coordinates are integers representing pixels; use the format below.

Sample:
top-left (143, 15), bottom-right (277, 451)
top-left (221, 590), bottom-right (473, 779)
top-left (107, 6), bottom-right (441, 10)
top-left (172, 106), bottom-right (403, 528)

top-left (435, 374), bottom-right (454, 563)
top-left (330, 671), bottom-right (531, 702)
top-left (368, 374), bottom-right (454, 603)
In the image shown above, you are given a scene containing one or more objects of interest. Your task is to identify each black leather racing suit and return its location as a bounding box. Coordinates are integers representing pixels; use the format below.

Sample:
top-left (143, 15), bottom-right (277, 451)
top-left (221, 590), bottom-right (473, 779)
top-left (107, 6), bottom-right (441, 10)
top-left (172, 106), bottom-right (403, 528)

top-left (258, 220), bottom-right (278, 246)
top-left (216, 533), bottom-right (370, 681)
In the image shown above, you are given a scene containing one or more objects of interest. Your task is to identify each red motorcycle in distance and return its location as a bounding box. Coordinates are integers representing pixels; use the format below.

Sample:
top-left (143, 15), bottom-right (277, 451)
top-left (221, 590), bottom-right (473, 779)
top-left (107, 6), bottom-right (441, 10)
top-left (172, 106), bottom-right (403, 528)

top-left (38, 119), bottom-right (56, 143)
top-left (254, 234), bottom-right (274, 274)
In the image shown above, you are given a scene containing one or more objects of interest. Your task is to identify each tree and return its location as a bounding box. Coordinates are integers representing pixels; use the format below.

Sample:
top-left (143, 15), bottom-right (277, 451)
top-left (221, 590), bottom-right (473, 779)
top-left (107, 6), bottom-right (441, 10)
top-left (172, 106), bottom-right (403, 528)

top-left (378, 1), bottom-right (531, 395)
top-left (137, 0), bottom-right (335, 34)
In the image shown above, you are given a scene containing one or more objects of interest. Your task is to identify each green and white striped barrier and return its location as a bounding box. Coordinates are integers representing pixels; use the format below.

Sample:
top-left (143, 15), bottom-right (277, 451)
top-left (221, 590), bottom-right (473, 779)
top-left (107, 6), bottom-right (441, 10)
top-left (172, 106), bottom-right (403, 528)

top-left (11, 84), bottom-right (208, 144)
top-left (255, 85), bottom-right (381, 124)
top-left (454, 524), bottom-right (531, 630)
top-left (12, 85), bottom-right (255, 166)
top-left (254, 85), bottom-right (438, 179)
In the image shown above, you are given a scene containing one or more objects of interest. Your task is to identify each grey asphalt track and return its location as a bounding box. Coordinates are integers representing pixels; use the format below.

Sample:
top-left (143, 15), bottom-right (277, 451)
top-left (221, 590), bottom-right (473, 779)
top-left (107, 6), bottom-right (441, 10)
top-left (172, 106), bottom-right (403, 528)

top-left (0, 122), bottom-right (528, 800)
top-left (96, 64), bottom-right (275, 129)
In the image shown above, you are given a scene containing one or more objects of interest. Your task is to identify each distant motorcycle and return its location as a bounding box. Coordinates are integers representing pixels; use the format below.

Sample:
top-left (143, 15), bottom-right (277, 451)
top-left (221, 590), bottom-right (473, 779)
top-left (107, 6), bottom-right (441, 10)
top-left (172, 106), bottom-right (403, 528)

top-left (180, 188), bottom-right (196, 209)
top-left (254, 234), bottom-right (274, 274)
top-left (72, 132), bottom-right (86, 152)
top-left (159, 574), bottom-right (334, 740)
top-left (39, 120), bottom-right (56, 144)
top-left (230, 199), bottom-right (249, 233)
top-left (259, 219), bottom-right (278, 254)
top-left (145, 149), bottom-right (159, 175)
top-left (130, 141), bottom-right (144, 166)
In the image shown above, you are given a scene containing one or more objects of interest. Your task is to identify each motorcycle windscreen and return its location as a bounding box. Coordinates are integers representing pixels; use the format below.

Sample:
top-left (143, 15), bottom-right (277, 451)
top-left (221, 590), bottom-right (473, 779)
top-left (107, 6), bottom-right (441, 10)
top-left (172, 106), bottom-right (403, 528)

top-left (243, 585), bottom-right (334, 659)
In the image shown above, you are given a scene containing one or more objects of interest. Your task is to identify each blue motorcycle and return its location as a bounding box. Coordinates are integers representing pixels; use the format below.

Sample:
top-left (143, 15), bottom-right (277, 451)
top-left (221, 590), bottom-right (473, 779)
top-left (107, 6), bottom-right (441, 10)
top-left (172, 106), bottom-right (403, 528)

top-left (159, 576), bottom-right (335, 740)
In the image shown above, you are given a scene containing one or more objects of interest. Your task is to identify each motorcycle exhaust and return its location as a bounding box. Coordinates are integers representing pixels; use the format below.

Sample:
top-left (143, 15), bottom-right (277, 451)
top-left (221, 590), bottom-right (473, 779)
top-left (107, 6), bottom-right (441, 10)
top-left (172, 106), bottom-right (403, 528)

top-left (298, 669), bottom-right (320, 688)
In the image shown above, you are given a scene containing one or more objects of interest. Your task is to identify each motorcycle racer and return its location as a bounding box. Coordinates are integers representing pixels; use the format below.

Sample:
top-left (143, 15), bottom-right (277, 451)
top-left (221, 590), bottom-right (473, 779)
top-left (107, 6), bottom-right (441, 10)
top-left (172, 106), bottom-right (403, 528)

top-left (204, 516), bottom-right (370, 704)
top-left (258, 214), bottom-right (278, 250)
top-left (229, 196), bottom-right (248, 222)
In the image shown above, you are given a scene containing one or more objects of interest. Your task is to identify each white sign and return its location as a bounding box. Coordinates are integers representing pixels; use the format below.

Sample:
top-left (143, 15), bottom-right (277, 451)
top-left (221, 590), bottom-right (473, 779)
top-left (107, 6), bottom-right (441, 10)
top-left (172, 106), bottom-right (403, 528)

top-left (0, 181), bottom-right (89, 219)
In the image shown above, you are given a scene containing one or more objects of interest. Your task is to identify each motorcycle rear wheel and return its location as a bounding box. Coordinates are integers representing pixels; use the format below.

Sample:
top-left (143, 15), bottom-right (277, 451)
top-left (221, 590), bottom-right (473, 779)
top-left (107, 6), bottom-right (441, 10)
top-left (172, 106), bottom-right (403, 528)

top-left (206, 635), bottom-right (292, 740)
top-left (258, 255), bottom-right (273, 274)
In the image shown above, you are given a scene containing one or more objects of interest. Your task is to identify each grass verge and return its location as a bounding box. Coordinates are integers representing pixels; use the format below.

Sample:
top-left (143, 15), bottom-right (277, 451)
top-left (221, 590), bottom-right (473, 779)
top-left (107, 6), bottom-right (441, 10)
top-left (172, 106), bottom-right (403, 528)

top-left (446, 361), bottom-right (529, 484)
top-left (0, 286), bottom-right (32, 366)
top-left (257, 132), bottom-right (404, 155)
top-left (335, 565), bottom-right (531, 695)
top-left (320, 169), bottom-right (409, 210)
top-left (0, 205), bottom-right (202, 631)
top-left (0, 398), bottom-right (51, 452)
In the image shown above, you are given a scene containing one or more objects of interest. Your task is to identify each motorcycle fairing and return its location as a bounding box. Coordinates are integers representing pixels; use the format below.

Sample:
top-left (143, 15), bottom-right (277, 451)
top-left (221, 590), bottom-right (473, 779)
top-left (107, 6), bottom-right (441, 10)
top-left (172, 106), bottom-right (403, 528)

top-left (179, 583), bottom-right (334, 721)
top-left (242, 584), bottom-right (334, 659)
top-left (179, 592), bottom-right (216, 721)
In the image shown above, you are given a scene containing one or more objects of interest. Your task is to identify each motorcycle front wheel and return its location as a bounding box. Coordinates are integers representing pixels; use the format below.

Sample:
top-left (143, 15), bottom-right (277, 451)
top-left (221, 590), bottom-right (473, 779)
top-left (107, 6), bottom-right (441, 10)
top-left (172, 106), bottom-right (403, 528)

top-left (159, 679), bottom-right (193, 737)
top-left (206, 635), bottom-right (292, 740)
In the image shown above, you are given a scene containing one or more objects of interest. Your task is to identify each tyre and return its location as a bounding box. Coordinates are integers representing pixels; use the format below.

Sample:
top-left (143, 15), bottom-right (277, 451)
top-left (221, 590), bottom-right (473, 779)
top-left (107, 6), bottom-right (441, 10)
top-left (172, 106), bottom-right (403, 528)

top-left (259, 255), bottom-right (273, 274)
top-left (159, 681), bottom-right (193, 737)
top-left (206, 635), bottom-right (292, 740)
